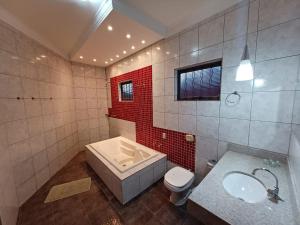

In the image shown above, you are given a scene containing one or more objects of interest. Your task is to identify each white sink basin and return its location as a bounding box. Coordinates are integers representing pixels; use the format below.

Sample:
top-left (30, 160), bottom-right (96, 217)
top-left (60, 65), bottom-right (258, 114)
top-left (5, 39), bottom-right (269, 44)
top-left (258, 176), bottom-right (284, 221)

top-left (223, 171), bottom-right (267, 203)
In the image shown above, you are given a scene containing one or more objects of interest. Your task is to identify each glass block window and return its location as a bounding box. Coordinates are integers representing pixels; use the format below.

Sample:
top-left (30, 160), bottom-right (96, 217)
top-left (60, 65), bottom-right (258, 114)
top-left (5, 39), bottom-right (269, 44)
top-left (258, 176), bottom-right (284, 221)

top-left (120, 81), bottom-right (133, 101)
top-left (177, 60), bottom-right (222, 101)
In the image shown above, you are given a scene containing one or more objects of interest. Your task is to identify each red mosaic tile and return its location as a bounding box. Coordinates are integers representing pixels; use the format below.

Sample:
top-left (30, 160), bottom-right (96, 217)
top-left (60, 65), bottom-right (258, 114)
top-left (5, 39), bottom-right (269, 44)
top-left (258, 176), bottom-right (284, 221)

top-left (108, 66), bottom-right (195, 171)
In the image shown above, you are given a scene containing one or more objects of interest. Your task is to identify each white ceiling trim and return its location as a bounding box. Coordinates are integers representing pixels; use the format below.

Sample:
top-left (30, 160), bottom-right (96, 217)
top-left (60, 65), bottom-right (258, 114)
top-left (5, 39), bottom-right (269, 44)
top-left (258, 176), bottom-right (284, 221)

top-left (69, 0), bottom-right (113, 58)
top-left (0, 5), bottom-right (67, 58)
top-left (112, 0), bottom-right (167, 36)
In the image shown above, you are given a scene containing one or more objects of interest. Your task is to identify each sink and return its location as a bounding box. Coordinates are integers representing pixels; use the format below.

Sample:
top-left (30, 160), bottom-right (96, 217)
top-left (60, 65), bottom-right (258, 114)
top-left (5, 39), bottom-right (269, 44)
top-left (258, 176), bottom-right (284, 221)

top-left (223, 171), bottom-right (267, 203)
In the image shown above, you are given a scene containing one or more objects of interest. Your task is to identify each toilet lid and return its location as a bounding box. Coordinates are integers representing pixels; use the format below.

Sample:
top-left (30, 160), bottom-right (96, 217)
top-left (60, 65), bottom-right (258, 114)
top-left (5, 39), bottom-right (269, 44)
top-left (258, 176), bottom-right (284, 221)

top-left (164, 167), bottom-right (194, 188)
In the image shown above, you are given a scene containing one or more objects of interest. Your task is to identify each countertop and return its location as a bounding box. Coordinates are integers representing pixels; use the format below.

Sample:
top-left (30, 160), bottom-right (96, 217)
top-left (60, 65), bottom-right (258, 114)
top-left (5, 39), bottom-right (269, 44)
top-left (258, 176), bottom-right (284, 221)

top-left (188, 151), bottom-right (298, 225)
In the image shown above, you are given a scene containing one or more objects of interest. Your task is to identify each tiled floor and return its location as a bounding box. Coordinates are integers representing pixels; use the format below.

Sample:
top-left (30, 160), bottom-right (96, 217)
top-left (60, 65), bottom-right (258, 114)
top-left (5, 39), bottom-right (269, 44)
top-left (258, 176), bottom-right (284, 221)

top-left (17, 152), bottom-right (202, 225)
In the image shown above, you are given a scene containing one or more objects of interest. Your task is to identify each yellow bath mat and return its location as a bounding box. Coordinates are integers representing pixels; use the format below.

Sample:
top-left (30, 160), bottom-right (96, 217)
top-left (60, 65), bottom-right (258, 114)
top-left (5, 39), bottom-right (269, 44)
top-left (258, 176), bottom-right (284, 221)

top-left (44, 177), bottom-right (91, 203)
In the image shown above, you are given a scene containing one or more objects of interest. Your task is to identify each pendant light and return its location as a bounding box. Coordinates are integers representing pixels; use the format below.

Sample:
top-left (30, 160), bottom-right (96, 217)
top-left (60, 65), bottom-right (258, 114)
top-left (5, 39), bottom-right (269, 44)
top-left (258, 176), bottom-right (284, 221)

top-left (236, 0), bottom-right (253, 81)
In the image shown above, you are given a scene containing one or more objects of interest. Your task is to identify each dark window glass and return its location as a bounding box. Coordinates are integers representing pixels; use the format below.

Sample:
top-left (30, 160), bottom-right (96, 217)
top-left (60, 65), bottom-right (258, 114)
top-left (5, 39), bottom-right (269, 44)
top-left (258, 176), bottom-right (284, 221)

top-left (177, 61), bottom-right (222, 101)
top-left (120, 81), bottom-right (133, 101)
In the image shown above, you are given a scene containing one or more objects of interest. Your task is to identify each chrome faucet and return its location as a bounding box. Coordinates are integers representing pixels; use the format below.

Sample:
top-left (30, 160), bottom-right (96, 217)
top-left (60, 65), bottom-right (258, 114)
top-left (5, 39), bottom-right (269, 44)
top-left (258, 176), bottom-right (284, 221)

top-left (252, 168), bottom-right (283, 203)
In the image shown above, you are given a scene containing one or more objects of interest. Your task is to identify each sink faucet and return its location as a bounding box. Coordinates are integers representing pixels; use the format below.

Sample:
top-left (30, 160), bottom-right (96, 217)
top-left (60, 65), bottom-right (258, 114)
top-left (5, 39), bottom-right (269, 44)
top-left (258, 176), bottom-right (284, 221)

top-left (252, 168), bottom-right (283, 203)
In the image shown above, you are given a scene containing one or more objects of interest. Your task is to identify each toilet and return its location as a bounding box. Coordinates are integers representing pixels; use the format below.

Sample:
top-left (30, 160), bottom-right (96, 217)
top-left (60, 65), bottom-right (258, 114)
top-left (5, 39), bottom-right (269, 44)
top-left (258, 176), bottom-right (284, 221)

top-left (164, 166), bottom-right (195, 206)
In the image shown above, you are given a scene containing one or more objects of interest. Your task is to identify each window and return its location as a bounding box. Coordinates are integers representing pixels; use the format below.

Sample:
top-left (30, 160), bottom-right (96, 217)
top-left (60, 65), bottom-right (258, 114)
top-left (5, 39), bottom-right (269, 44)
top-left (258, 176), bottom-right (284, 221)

top-left (176, 60), bottom-right (222, 101)
top-left (119, 81), bottom-right (133, 101)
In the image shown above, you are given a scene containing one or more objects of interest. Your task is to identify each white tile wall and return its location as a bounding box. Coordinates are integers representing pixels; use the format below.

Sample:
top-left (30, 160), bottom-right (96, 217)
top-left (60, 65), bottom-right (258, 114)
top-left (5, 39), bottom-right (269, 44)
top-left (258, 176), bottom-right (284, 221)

top-left (106, 0), bottom-right (300, 184)
top-left (249, 121), bottom-right (291, 154)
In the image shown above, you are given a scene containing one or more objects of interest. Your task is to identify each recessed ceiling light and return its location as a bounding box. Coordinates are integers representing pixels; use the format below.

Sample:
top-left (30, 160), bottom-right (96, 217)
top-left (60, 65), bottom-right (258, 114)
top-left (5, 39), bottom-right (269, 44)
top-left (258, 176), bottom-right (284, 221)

top-left (105, 61), bottom-right (108, 64)
top-left (110, 58), bottom-right (114, 61)
top-left (116, 54), bottom-right (119, 58)
top-left (41, 55), bottom-right (46, 58)
top-left (156, 47), bottom-right (161, 50)
top-left (131, 45), bottom-right (135, 50)
top-left (131, 59), bottom-right (134, 62)
top-left (107, 25), bottom-right (113, 31)
top-left (123, 50), bottom-right (127, 54)
top-left (146, 51), bottom-right (150, 55)
top-left (165, 51), bottom-right (170, 55)
top-left (79, 56), bottom-right (83, 59)
top-left (36, 57), bottom-right (41, 60)
top-left (126, 34), bottom-right (131, 39)
top-left (141, 40), bottom-right (146, 44)
top-left (93, 58), bottom-right (97, 62)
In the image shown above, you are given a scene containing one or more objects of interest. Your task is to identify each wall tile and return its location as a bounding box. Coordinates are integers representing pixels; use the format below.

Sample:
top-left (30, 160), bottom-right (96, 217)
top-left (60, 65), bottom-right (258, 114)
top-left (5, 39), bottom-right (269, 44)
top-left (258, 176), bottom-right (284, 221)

top-left (7, 119), bottom-right (29, 145)
top-left (196, 116), bottom-right (219, 139)
top-left (223, 33), bottom-right (257, 67)
top-left (293, 91), bottom-right (300, 124)
top-left (33, 150), bottom-right (48, 172)
top-left (198, 16), bottom-right (224, 49)
top-left (251, 91), bottom-right (294, 123)
top-left (152, 62), bottom-right (164, 80)
top-left (153, 112), bottom-right (165, 129)
top-left (179, 101), bottom-right (196, 115)
top-left (164, 36), bottom-right (179, 60)
top-left (196, 101), bottom-right (220, 117)
top-left (196, 136), bottom-right (218, 160)
top-left (164, 78), bottom-right (175, 96)
top-left (0, 99), bottom-right (26, 124)
top-left (259, 0), bottom-right (300, 30)
top-left (29, 134), bottom-right (46, 155)
top-left (220, 93), bottom-right (252, 120)
top-left (164, 96), bottom-right (178, 114)
top-left (9, 140), bottom-right (32, 165)
top-left (221, 66), bottom-right (253, 93)
top-left (27, 116), bottom-right (44, 137)
top-left (198, 43), bottom-right (223, 64)
top-left (165, 113), bottom-right (179, 131)
top-left (16, 176), bottom-right (36, 205)
top-left (249, 121), bottom-right (291, 154)
top-left (179, 51), bottom-right (199, 67)
top-left (153, 96), bottom-right (164, 113)
top-left (256, 19), bottom-right (300, 62)
top-left (153, 79), bottom-right (164, 96)
top-left (219, 118), bottom-right (249, 145)
top-left (164, 57), bottom-right (179, 78)
top-left (178, 114), bottom-right (197, 134)
top-left (13, 158), bottom-right (34, 187)
top-left (180, 27), bottom-right (198, 55)
top-left (0, 74), bottom-right (23, 98)
top-left (254, 56), bottom-right (299, 91)
top-left (224, 5), bottom-right (248, 41)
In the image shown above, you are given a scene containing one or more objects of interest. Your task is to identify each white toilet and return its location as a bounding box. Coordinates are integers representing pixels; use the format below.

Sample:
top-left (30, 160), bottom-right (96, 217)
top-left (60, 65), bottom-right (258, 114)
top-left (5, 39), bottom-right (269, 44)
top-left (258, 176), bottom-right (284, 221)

top-left (164, 166), bottom-right (195, 206)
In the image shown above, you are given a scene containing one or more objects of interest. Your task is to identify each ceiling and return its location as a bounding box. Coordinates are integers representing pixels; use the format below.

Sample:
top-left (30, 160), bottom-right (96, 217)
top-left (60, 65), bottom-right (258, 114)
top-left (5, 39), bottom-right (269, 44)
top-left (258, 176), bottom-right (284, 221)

top-left (0, 0), bottom-right (243, 67)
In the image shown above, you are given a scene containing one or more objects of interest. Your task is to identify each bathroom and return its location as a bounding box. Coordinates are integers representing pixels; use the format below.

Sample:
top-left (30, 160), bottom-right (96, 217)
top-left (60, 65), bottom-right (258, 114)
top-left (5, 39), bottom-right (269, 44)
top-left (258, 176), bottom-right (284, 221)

top-left (0, 0), bottom-right (299, 224)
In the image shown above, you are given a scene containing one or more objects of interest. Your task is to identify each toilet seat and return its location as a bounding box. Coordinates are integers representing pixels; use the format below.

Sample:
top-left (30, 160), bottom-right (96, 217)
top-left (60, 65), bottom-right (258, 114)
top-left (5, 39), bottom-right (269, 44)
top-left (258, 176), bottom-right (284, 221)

top-left (164, 167), bottom-right (194, 192)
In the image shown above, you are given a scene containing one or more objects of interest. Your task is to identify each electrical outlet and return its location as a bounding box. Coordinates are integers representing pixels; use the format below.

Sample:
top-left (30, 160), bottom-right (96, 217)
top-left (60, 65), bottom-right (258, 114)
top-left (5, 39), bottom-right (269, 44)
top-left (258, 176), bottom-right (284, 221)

top-left (185, 134), bottom-right (194, 142)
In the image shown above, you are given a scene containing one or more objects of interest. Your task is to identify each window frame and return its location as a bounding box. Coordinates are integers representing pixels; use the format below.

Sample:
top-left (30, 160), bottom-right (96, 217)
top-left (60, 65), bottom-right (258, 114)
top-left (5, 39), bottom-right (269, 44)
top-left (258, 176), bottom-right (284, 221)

top-left (119, 80), bottom-right (134, 102)
top-left (176, 60), bottom-right (222, 101)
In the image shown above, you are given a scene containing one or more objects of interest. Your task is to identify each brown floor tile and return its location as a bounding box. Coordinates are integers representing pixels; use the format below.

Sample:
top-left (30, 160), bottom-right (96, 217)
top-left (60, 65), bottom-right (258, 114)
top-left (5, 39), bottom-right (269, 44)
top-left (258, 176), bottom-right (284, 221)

top-left (17, 152), bottom-right (202, 225)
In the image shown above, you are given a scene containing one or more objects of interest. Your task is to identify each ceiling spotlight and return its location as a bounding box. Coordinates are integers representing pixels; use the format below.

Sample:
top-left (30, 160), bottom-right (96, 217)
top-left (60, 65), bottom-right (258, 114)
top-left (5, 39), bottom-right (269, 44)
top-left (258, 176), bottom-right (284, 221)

top-left (123, 50), bottom-right (127, 54)
top-left (131, 45), bottom-right (135, 50)
top-left (79, 56), bottom-right (83, 59)
top-left (36, 57), bottom-right (41, 60)
top-left (146, 51), bottom-right (150, 55)
top-left (110, 58), bottom-right (113, 61)
top-left (93, 58), bottom-right (97, 62)
top-left (116, 54), bottom-right (119, 58)
top-left (141, 40), bottom-right (146, 44)
top-left (41, 55), bottom-right (46, 58)
top-left (105, 61), bottom-right (108, 64)
top-left (156, 46), bottom-right (161, 50)
top-left (107, 25), bottom-right (113, 31)
top-left (126, 34), bottom-right (131, 39)
top-left (165, 51), bottom-right (170, 55)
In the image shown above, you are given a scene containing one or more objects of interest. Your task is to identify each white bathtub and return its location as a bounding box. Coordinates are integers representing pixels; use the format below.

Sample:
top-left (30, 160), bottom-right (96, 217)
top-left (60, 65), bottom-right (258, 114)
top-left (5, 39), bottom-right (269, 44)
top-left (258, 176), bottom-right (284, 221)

top-left (88, 136), bottom-right (158, 172)
top-left (86, 136), bottom-right (166, 204)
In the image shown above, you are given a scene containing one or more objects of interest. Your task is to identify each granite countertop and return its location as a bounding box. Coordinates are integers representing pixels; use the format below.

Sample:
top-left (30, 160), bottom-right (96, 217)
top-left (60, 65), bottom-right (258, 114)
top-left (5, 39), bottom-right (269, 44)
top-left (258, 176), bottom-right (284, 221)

top-left (188, 151), bottom-right (298, 225)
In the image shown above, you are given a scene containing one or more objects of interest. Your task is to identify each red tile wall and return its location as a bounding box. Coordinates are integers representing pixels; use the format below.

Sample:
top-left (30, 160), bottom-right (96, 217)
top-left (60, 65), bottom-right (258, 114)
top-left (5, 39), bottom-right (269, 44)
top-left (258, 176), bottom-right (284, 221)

top-left (108, 66), bottom-right (195, 171)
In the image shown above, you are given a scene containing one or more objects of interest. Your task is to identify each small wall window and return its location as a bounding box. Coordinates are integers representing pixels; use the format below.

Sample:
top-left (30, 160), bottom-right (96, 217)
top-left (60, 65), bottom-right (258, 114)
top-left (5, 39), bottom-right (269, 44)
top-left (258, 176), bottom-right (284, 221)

top-left (119, 81), bottom-right (133, 101)
top-left (176, 60), bottom-right (222, 101)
